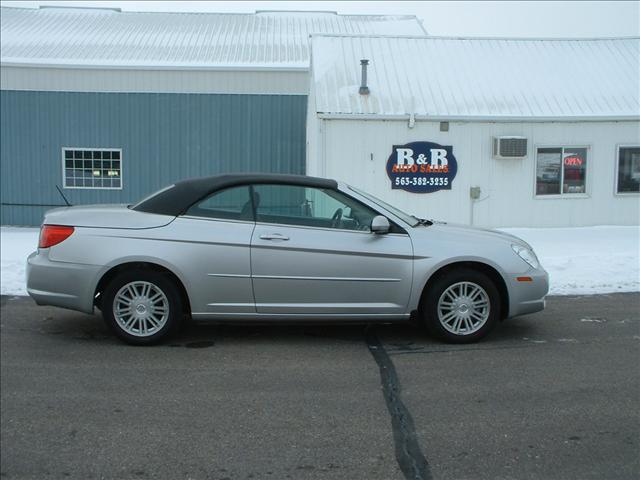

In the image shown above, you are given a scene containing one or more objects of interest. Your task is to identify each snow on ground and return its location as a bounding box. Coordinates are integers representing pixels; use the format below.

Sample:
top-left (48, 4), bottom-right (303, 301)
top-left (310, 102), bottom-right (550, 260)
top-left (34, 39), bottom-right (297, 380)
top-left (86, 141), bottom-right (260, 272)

top-left (500, 226), bottom-right (639, 295)
top-left (1, 225), bottom-right (639, 297)
top-left (1, 227), bottom-right (39, 296)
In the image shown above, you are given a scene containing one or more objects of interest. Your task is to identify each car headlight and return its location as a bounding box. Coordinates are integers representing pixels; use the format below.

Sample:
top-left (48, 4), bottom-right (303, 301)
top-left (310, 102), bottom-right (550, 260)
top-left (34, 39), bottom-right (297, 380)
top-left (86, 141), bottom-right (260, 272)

top-left (511, 244), bottom-right (540, 269)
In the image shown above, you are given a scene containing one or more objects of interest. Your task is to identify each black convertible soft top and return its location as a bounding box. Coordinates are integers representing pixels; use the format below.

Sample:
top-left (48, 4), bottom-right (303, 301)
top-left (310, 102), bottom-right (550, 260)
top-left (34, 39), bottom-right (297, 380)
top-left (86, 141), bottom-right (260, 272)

top-left (132, 173), bottom-right (338, 217)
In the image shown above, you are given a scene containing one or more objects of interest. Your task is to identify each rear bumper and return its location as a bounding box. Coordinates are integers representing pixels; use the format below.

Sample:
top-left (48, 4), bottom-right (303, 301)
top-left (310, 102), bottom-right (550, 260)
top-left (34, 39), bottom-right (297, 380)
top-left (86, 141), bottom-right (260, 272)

top-left (507, 268), bottom-right (549, 318)
top-left (26, 251), bottom-right (101, 314)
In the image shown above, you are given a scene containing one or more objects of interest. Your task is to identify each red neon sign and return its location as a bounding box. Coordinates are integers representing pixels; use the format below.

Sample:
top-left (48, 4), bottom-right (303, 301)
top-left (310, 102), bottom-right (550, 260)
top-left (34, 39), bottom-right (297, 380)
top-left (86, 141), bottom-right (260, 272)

top-left (564, 155), bottom-right (583, 166)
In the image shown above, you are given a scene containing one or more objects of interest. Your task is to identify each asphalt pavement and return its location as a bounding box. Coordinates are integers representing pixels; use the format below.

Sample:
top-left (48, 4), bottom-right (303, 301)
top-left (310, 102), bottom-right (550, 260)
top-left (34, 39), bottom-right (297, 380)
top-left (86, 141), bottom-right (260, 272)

top-left (1, 293), bottom-right (638, 480)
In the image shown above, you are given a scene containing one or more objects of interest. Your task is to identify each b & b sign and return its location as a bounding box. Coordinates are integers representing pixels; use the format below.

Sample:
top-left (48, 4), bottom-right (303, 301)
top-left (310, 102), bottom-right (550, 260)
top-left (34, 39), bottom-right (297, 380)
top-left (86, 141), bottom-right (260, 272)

top-left (386, 141), bottom-right (458, 193)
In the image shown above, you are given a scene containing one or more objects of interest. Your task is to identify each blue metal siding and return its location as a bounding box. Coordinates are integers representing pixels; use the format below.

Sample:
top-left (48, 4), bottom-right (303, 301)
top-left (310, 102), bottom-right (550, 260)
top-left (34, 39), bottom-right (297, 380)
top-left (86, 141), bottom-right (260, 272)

top-left (0, 91), bottom-right (307, 225)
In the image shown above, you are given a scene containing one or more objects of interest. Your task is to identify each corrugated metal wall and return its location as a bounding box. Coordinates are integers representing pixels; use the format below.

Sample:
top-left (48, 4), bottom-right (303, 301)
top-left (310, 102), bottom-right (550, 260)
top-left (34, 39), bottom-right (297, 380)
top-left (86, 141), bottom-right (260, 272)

top-left (0, 90), bottom-right (307, 225)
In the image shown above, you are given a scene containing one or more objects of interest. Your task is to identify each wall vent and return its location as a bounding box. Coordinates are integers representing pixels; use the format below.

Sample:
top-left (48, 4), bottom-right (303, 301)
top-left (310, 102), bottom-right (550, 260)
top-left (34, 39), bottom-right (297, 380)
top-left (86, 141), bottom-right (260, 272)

top-left (493, 136), bottom-right (528, 159)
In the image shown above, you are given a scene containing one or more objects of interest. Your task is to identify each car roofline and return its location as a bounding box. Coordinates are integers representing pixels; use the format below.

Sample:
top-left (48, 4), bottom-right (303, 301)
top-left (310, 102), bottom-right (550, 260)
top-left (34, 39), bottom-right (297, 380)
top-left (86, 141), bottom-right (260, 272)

top-left (133, 173), bottom-right (338, 217)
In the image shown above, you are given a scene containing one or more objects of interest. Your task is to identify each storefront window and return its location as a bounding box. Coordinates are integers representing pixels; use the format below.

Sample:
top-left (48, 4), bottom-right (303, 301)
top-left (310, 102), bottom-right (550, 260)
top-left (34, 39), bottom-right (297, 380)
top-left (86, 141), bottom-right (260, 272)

top-left (536, 147), bottom-right (587, 196)
top-left (536, 148), bottom-right (561, 195)
top-left (562, 148), bottom-right (587, 194)
top-left (617, 146), bottom-right (640, 193)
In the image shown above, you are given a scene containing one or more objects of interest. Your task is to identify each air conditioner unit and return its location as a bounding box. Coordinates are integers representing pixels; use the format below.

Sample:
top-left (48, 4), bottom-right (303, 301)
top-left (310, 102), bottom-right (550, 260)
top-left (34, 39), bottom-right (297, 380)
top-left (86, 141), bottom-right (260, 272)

top-left (493, 136), bottom-right (528, 159)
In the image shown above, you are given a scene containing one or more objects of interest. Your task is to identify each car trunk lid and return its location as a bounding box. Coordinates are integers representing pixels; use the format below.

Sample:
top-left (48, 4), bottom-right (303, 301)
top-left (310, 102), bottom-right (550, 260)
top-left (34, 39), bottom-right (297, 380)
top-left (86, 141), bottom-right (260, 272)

top-left (43, 204), bottom-right (175, 229)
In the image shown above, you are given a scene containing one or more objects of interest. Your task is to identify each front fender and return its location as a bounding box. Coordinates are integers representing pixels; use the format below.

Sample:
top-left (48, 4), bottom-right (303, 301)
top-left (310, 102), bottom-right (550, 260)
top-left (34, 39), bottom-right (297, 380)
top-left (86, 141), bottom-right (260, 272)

top-left (408, 255), bottom-right (511, 312)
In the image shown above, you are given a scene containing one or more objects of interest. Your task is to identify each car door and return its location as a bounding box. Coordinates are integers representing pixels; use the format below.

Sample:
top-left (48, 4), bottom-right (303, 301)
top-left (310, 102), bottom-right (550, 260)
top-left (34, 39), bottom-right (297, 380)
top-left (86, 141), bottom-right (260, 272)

top-left (250, 184), bottom-right (414, 317)
top-left (167, 185), bottom-right (256, 315)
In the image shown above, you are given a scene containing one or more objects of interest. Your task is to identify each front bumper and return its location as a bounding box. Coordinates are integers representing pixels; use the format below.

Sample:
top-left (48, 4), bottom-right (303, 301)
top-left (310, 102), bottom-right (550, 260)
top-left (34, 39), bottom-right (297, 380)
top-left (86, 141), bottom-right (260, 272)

top-left (26, 250), bottom-right (101, 314)
top-left (507, 268), bottom-right (549, 318)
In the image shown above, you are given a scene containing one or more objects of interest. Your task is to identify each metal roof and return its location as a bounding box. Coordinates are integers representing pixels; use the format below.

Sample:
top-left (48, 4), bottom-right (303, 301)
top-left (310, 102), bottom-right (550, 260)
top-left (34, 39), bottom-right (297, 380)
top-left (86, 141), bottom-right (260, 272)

top-left (0, 7), bottom-right (426, 70)
top-left (311, 35), bottom-right (640, 120)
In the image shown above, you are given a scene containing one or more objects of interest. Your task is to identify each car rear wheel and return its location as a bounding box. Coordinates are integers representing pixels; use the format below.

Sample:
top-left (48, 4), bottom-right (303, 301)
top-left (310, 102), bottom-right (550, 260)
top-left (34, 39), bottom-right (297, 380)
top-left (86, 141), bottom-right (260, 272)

top-left (102, 270), bottom-right (182, 345)
top-left (422, 268), bottom-right (500, 343)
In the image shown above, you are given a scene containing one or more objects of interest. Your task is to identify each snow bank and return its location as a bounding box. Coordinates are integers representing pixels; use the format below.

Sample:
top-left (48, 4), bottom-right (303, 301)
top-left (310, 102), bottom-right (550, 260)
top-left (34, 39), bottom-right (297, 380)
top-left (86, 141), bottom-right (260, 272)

top-left (500, 226), bottom-right (639, 295)
top-left (1, 227), bottom-right (39, 296)
top-left (1, 225), bottom-right (638, 297)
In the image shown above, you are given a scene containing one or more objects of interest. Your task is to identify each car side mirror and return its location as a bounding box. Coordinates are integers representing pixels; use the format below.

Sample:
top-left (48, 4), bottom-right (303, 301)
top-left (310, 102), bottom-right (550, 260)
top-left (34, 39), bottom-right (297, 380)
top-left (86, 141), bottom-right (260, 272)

top-left (371, 215), bottom-right (390, 234)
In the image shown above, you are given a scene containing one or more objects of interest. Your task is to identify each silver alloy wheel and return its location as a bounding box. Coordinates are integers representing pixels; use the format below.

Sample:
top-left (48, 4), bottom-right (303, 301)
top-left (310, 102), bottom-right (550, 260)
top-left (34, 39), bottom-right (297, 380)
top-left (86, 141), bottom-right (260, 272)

top-left (437, 281), bottom-right (490, 336)
top-left (113, 281), bottom-right (169, 337)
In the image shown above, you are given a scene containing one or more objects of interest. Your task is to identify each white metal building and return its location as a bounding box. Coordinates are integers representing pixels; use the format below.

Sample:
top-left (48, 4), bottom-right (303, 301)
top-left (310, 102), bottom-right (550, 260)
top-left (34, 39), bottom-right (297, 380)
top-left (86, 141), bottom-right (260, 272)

top-left (307, 35), bottom-right (640, 227)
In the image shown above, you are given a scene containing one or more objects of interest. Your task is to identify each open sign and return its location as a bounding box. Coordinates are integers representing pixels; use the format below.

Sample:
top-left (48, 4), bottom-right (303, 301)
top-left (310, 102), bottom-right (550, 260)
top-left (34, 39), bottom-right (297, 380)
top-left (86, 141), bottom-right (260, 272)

top-left (564, 155), bottom-right (583, 166)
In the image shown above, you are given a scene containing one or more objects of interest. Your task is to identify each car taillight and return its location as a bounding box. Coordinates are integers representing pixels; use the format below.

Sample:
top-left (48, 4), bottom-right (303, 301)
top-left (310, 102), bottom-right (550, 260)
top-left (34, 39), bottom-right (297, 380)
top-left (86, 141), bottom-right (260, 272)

top-left (39, 225), bottom-right (75, 248)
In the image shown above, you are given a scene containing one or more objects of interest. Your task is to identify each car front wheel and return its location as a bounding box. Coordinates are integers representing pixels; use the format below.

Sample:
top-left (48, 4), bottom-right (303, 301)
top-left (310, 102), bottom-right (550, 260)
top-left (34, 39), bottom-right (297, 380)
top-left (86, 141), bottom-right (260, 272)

top-left (102, 270), bottom-right (182, 345)
top-left (422, 268), bottom-right (500, 343)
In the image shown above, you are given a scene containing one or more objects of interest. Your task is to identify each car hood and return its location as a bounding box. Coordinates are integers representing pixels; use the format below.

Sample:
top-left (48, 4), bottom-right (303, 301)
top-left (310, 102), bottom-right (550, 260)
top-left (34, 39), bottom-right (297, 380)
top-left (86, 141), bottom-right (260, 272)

top-left (410, 220), bottom-right (533, 253)
top-left (43, 204), bottom-right (175, 229)
top-left (428, 221), bottom-right (531, 248)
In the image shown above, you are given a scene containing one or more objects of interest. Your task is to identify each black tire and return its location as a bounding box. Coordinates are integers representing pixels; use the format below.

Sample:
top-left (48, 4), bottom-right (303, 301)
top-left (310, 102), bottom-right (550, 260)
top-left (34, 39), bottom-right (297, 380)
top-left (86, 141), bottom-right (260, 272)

top-left (421, 268), bottom-right (501, 344)
top-left (102, 269), bottom-right (183, 346)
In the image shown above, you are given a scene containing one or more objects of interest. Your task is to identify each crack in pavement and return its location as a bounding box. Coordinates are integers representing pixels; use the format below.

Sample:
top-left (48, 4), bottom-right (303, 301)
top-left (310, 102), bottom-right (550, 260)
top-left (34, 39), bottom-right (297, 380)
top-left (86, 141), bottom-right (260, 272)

top-left (387, 342), bottom-right (541, 356)
top-left (365, 326), bottom-right (432, 480)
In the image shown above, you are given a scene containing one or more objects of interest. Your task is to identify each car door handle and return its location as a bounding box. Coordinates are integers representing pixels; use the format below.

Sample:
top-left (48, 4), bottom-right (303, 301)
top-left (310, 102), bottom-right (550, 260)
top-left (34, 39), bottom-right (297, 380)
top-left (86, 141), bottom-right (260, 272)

top-left (259, 233), bottom-right (290, 241)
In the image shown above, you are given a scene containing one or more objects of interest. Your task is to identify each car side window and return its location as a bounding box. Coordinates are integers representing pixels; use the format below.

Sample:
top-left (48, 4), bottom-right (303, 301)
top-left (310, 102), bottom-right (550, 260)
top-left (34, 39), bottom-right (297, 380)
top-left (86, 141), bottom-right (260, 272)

top-left (252, 184), bottom-right (378, 231)
top-left (184, 186), bottom-right (254, 221)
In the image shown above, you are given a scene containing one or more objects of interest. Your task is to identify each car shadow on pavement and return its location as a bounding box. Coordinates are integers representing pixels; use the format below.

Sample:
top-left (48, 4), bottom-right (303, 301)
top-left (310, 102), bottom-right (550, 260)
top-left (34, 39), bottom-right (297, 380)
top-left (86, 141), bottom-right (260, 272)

top-left (2, 295), bottom-right (544, 349)
top-left (32, 315), bottom-right (543, 351)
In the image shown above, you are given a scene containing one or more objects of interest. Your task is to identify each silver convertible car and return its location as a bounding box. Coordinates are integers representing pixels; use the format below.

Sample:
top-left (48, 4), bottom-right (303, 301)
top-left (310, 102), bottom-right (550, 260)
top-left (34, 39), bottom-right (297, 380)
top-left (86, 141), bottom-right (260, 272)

top-left (27, 174), bottom-right (548, 345)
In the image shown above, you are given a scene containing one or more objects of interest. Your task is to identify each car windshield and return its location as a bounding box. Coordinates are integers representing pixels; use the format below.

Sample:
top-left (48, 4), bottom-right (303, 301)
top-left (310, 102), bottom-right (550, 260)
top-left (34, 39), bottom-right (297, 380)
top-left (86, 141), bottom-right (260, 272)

top-left (347, 185), bottom-right (420, 227)
top-left (130, 184), bottom-right (175, 209)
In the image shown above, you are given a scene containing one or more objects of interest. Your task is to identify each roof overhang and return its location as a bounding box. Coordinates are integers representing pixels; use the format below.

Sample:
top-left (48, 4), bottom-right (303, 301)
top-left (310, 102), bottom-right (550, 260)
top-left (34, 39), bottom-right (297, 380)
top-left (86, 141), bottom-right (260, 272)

top-left (317, 113), bottom-right (640, 123)
top-left (0, 60), bottom-right (309, 72)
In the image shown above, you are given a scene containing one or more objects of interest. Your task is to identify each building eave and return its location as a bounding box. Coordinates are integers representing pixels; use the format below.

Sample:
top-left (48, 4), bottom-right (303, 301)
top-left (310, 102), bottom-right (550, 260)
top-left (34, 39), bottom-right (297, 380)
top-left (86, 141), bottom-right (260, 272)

top-left (0, 60), bottom-right (309, 72)
top-left (316, 113), bottom-right (640, 123)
